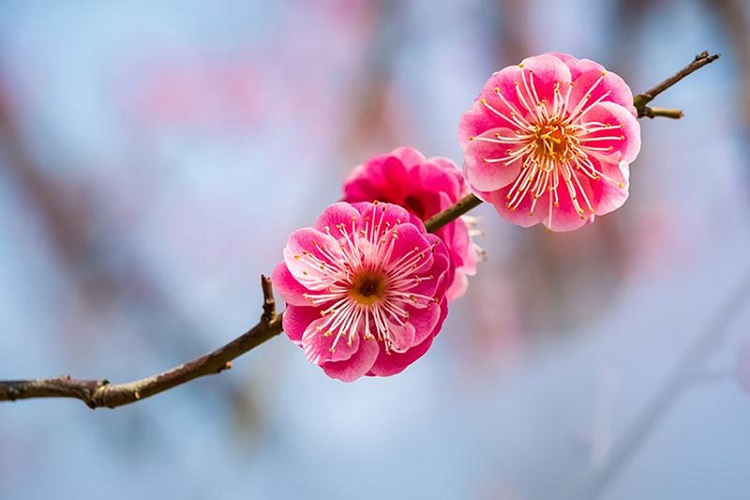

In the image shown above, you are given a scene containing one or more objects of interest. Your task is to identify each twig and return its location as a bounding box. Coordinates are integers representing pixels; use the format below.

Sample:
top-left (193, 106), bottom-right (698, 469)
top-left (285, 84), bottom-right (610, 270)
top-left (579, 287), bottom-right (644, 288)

top-left (424, 193), bottom-right (483, 233)
top-left (0, 51), bottom-right (723, 408)
top-left (634, 51), bottom-right (721, 118)
top-left (638, 107), bottom-right (684, 120)
top-left (0, 276), bottom-right (283, 409)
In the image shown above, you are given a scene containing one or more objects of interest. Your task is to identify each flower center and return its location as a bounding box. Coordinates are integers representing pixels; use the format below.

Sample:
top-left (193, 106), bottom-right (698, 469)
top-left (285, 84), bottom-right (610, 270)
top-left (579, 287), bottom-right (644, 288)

top-left (350, 271), bottom-right (386, 305)
top-left (533, 122), bottom-right (573, 169)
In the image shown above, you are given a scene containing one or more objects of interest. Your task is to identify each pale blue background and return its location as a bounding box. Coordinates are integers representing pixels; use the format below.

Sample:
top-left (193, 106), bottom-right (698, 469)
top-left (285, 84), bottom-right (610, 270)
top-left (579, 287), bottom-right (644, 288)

top-left (0, 1), bottom-right (748, 499)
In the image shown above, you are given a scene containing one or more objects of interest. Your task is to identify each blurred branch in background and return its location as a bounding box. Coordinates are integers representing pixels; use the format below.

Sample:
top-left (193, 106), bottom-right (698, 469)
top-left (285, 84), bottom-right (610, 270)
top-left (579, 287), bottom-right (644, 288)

top-left (706, 0), bottom-right (750, 126)
top-left (576, 268), bottom-right (750, 500)
top-left (0, 71), bottom-right (260, 415)
top-left (339, 0), bottom-right (404, 164)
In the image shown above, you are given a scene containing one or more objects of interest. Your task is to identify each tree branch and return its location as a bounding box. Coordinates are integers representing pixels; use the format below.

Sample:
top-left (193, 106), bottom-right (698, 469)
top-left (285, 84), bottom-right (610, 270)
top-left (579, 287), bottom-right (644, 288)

top-left (424, 193), bottom-right (483, 233)
top-left (0, 50), bottom-right (723, 408)
top-left (0, 276), bottom-right (283, 409)
top-left (634, 50), bottom-right (721, 118)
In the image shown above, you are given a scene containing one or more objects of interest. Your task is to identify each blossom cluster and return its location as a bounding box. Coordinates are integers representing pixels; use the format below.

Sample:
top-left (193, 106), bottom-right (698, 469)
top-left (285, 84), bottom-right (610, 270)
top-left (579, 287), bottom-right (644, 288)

top-left (274, 53), bottom-right (641, 380)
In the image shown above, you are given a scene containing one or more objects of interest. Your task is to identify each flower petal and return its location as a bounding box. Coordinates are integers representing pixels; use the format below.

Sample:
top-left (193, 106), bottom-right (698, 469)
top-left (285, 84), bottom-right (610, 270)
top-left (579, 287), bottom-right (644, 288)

top-left (389, 146), bottom-right (426, 169)
top-left (321, 336), bottom-right (380, 382)
top-left (588, 160), bottom-right (630, 216)
top-left (282, 305), bottom-right (322, 344)
top-left (271, 262), bottom-right (315, 306)
top-left (579, 101), bottom-right (641, 163)
top-left (538, 174), bottom-right (596, 232)
top-left (367, 335), bottom-right (434, 377)
top-left (484, 186), bottom-right (544, 228)
top-left (404, 301), bottom-right (441, 346)
top-left (388, 321), bottom-right (416, 353)
top-left (568, 66), bottom-right (636, 118)
top-left (301, 317), bottom-right (361, 364)
top-left (314, 201), bottom-right (362, 234)
top-left (463, 128), bottom-right (523, 192)
top-left (283, 228), bottom-right (341, 289)
top-left (517, 53), bottom-right (573, 115)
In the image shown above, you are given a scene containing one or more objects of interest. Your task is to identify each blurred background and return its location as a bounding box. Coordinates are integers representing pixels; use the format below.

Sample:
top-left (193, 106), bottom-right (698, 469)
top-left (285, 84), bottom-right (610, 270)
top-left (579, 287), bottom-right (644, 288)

top-left (0, 1), bottom-right (749, 499)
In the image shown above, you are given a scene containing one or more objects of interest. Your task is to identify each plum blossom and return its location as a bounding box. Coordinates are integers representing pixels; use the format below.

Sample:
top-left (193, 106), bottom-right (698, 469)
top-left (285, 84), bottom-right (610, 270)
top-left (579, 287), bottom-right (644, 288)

top-left (459, 52), bottom-right (641, 231)
top-left (272, 201), bottom-right (451, 381)
top-left (342, 147), bottom-right (478, 301)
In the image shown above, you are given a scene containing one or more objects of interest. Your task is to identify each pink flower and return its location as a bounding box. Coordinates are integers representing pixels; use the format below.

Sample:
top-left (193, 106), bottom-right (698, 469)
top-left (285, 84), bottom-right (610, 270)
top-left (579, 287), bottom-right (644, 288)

top-left (459, 52), bottom-right (641, 231)
top-left (342, 147), bottom-right (477, 301)
top-left (272, 201), bottom-right (451, 381)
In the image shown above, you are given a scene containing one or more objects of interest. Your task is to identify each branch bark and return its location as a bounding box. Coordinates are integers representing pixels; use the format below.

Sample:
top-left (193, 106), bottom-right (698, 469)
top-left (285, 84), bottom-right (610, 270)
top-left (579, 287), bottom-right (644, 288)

top-left (634, 51), bottom-right (721, 118)
top-left (0, 276), bottom-right (283, 408)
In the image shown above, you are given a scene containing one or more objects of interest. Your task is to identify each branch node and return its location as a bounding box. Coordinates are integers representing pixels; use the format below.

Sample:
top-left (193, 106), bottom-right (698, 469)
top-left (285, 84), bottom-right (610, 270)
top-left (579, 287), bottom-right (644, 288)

top-left (260, 274), bottom-right (277, 324)
top-left (7, 386), bottom-right (20, 401)
top-left (640, 106), bottom-right (685, 120)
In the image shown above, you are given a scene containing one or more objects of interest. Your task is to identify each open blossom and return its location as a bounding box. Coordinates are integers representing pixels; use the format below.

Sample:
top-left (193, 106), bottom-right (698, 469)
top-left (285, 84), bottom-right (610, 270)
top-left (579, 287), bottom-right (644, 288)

top-left (272, 201), bottom-right (451, 381)
top-left (459, 52), bottom-right (641, 231)
top-left (342, 147), bottom-right (477, 301)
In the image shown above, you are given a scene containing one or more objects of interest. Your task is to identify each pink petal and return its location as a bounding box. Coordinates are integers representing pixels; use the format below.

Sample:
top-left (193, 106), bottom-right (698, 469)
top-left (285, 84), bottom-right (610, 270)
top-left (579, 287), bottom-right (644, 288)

top-left (568, 67), bottom-right (636, 118)
top-left (588, 161), bottom-right (630, 216)
top-left (387, 224), bottom-right (439, 297)
top-left (301, 317), bottom-right (361, 365)
top-left (459, 99), bottom-right (504, 149)
top-left (404, 301), bottom-right (441, 346)
top-left (367, 335), bottom-right (434, 377)
top-left (342, 173), bottom-right (386, 202)
top-left (388, 321), bottom-right (417, 353)
top-left (484, 186), bottom-right (544, 228)
top-left (517, 53), bottom-right (573, 115)
top-left (380, 155), bottom-right (410, 202)
top-left (282, 305), bottom-right (322, 344)
top-left (538, 174), bottom-right (596, 232)
top-left (321, 337), bottom-right (380, 382)
top-left (271, 263), bottom-right (315, 306)
top-left (353, 201), bottom-right (413, 230)
top-left (283, 228), bottom-right (341, 289)
top-left (579, 101), bottom-right (641, 164)
top-left (313, 201), bottom-right (362, 234)
top-left (561, 56), bottom-right (604, 81)
top-left (445, 273), bottom-right (469, 302)
top-left (389, 146), bottom-right (426, 169)
top-left (419, 158), bottom-right (462, 199)
top-left (463, 128), bottom-right (523, 192)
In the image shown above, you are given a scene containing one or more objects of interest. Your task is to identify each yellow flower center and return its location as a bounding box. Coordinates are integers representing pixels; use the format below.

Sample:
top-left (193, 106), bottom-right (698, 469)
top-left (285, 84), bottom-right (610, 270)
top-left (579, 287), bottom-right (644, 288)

top-left (350, 271), bottom-right (386, 305)
top-left (533, 121), bottom-right (574, 170)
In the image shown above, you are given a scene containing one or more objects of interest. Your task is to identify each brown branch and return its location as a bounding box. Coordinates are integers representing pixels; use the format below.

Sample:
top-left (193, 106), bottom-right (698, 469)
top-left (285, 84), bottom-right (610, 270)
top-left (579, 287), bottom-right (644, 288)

top-left (424, 193), bottom-right (483, 233)
top-left (0, 275), bottom-right (283, 409)
top-left (634, 50), bottom-right (720, 118)
top-left (638, 106), bottom-right (684, 120)
top-left (0, 51), bottom-right (723, 409)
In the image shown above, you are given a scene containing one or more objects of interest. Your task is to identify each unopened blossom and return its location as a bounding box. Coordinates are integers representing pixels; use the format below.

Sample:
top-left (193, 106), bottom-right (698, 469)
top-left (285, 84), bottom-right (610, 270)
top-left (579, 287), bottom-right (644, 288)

top-left (272, 201), bottom-right (451, 381)
top-left (342, 146), bottom-right (477, 301)
top-left (459, 52), bottom-right (641, 231)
